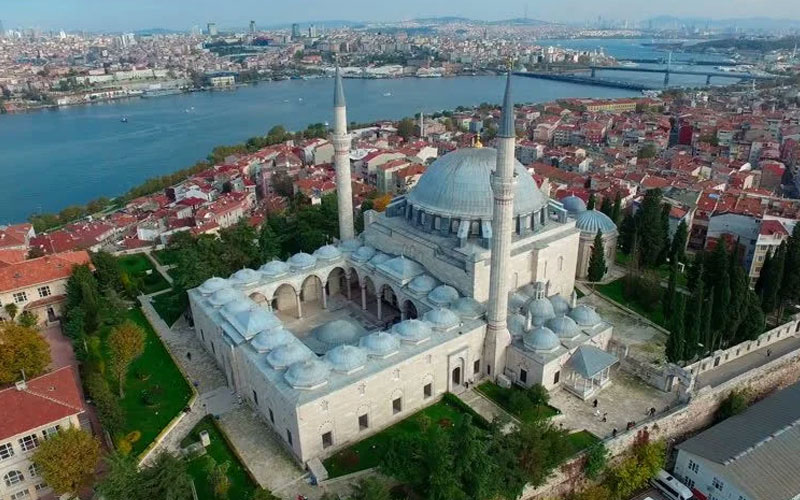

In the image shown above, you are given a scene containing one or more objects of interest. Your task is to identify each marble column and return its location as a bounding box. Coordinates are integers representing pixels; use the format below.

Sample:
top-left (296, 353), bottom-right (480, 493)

top-left (295, 291), bottom-right (303, 319)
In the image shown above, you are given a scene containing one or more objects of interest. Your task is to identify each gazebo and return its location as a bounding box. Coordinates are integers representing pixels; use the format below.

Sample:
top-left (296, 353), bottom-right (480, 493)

top-left (564, 345), bottom-right (618, 400)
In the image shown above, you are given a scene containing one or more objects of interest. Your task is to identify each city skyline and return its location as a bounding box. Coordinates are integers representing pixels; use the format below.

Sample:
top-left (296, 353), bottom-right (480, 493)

top-left (3, 0), bottom-right (800, 32)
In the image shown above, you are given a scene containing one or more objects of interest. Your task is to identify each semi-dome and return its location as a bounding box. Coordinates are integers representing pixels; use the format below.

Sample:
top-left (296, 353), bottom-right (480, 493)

top-left (560, 195), bottom-right (587, 215)
top-left (549, 294), bottom-right (571, 317)
top-left (575, 209), bottom-right (617, 235)
top-left (314, 245), bottom-right (342, 261)
top-left (427, 285), bottom-right (460, 307)
top-left (423, 307), bottom-right (460, 331)
top-left (523, 326), bottom-right (561, 353)
top-left (339, 238), bottom-right (362, 253)
top-left (508, 313), bottom-right (527, 337)
top-left (325, 345), bottom-right (368, 373)
top-left (569, 305), bottom-right (602, 327)
top-left (408, 274), bottom-right (438, 295)
top-left (406, 148), bottom-right (547, 220)
top-left (251, 327), bottom-right (293, 353)
top-left (284, 359), bottom-right (331, 390)
top-left (314, 319), bottom-right (364, 347)
top-left (547, 315), bottom-right (581, 340)
top-left (368, 252), bottom-right (392, 267)
top-left (288, 252), bottom-right (317, 269)
top-left (231, 268), bottom-right (261, 285)
top-left (450, 297), bottom-right (486, 320)
top-left (198, 277), bottom-right (228, 295)
top-left (267, 343), bottom-right (312, 369)
top-left (359, 331), bottom-right (400, 357)
top-left (351, 245), bottom-right (376, 262)
top-left (260, 260), bottom-right (289, 278)
top-left (209, 287), bottom-right (240, 307)
top-left (392, 320), bottom-right (433, 343)
top-left (527, 297), bottom-right (556, 326)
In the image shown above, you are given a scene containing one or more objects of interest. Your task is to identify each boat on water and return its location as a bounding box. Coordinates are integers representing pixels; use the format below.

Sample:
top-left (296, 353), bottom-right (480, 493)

top-left (120, 117), bottom-right (128, 123)
top-left (383, 92), bottom-right (392, 97)
top-left (141, 88), bottom-right (183, 98)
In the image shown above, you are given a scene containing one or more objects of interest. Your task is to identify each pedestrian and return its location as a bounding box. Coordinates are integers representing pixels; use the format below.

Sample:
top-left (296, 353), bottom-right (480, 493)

top-left (650, 406), bottom-right (656, 417)
top-left (593, 398), bottom-right (598, 408)
top-left (187, 351), bottom-right (192, 361)
top-left (767, 348), bottom-right (772, 357)
top-left (612, 428), bottom-right (617, 437)
top-left (602, 412), bottom-right (608, 422)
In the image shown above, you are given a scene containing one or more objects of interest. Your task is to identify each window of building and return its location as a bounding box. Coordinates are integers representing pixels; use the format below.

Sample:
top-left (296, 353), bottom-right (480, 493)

top-left (252, 390), bottom-right (259, 406)
top-left (0, 442), bottom-right (14, 460)
top-left (18, 434), bottom-right (39, 452)
top-left (688, 459), bottom-right (699, 474)
top-left (34, 483), bottom-right (47, 492)
top-left (487, 364), bottom-right (491, 376)
top-left (423, 383), bottom-right (432, 399)
top-left (359, 414), bottom-right (369, 431)
top-left (473, 359), bottom-right (480, 375)
top-left (28, 463), bottom-right (40, 478)
top-left (519, 369), bottom-right (528, 384)
top-left (13, 292), bottom-right (27, 304)
top-left (268, 408), bottom-right (274, 424)
top-left (553, 370), bottom-right (560, 384)
top-left (10, 490), bottom-right (30, 500)
top-left (41, 425), bottom-right (60, 440)
top-left (200, 329), bottom-right (205, 341)
top-left (286, 430), bottom-right (293, 446)
top-left (392, 397), bottom-right (402, 415)
top-left (712, 477), bottom-right (724, 491)
top-left (321, 432), bottom-right (333, 449)
top-left (4, 470), bottom-right (24, 487)
top-left (211, 342), bottom-right (216, 354)
top-left (684, 477), bottom-right (695, 489)
top-left (37, 286), bottom-right (51, 298)
top-left (558, 256), bottom-right (564, 271)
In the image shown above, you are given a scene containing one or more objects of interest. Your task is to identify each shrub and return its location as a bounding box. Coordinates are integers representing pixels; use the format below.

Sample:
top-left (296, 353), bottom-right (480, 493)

top-left (715, 389), bottom-right (751, 422)
top-left (85, 371), bottom-right (125, 433)
top-left (526, 383), bottom-right (550, 407)
top-left (125, 431), bottom-right (142, 443)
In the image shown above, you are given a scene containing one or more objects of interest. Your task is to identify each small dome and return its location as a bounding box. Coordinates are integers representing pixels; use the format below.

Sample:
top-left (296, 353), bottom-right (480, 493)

top-left (547, 315), bottom-right (580, 339)
top-left (234, 308), bottom-right (281, 337)
top-left (427, 285), bottom-right (460, 307)
top-left (339, 238), bottom-right (362, 252)
top-left (231, 268), bottom-right (261, 285)
top-left (267, 343), bottom-right (312, 369)
top-left (408, 274), bottom-right (438, 295)
top-left (523, 326), bottom-right (561, 353)
top-left (284, 359), bottom-right (331, 390)
top-left (288, 252), bottom-right (317, 269)
top-left (359, 331), bottom-right (400, 357)
top-left (223, 298), bottom-right (252, 315)
top-left (423, 307), bottom-right (460, 331)
top-left (528, 298), bottom-right (556, 326)
top-left (569, 305), bottom-right (602, 327)
top-left (575, 209), bottom-right (617, 235)
top-left (378, 256), bottom-right (425, 281)
top-left (509, 292), bottom-right (529, 314)
top-left (209, 287), bottom-right (240, 307)
top-left (251, 327), bottom-right (293, 353)
top-left (325, 345), bottom-right (368, 373)
top-left (392, 320), bottom-right (433, 343)
top-left (450, 297), bottom-right (486, 320)
top-left (351, 245), bottom-right (376, 262)
top-left (314, 319), bottom-right (364, 347)
top-left (199, 277), bottom-right (228, 295)
top-left (560, 195), bottom-right (587, 215)
top-left (368, 252), bottom-right (392, 267)
top-left (259, 260), bottom-right (290, 278)
top-left (508, 313), bottom-right (527, 337)
top-left (549, 294), bottom-right (571, 317)
top-left (314, 245), bottom-right (342, 261)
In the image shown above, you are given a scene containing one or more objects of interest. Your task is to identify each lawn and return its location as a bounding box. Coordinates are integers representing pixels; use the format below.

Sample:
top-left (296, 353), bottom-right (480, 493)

top-left (102, 308), bottom-right (193, 456)
top-left (615, 251), bottom-right (688, 288)
top-left (565, 430), bottom-right (600, 456)
top-left (118, 253), bottom-right (171, 295)
top-left (476, 381), bottom-right (559, 422)
top-left (594, 278), bottom-right (666, 327)
top-left (153, 248), bottom-right (180, 266)
top-left (323, 394), bottom-right (487, 479)
top-left (181, 416), bottom-right (260, 500)
top-left (152, 288), bottom-right (189, 327)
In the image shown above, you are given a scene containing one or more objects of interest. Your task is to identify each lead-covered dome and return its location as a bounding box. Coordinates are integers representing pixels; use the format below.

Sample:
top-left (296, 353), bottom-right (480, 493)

top-left (549, 294), bottom-right (571, 317)
top-left (450, 297), bottom-right (486, 320)
top-left (575, 209), bottom-right (617, 235)
top-left (288, 252), bottom-right (317, 269)
top-left (423, 308), bottom-right (460, 331)
top-left (251, 327), bottom-right (293, 352)
top-left (408, 274), bottom-right (438, 295)
top-left (325, 345), bottom-right (368, 373)
top-left (209, 287), bottom-right (240, 307)
top-left (406, 148), bottom-right (547, 220)
top-left (569, 305), bottom-right (602, 327)
top-left (285, 359), bottom-right (330, 390)
top-left (560, 195), bottom-right (587, 215)
top-left (508, 313), bottom-right (527, 337)
top-left (267, 343), bottom-right (312, 369)
top-left (523, 326), bottom-right (561, 353)
top-left (198, 277), bottom-right (228, 295)
top-left (359, 331), bottom-right (400, 357)
top-left (392, 320), bottom-right (433, 343)
top-left (528, 297), bottom-right (556, 326)
top-left (313, 319), bottom-right (364, 347)
top-left (427, 285), bottom-right (460, 307)
top-left (351, 245), bottom-right (376, 263)
top-left (314, 245), bottom-right (342, 261)
top-left (260, 260), bottom-right (289, 278)
top-left (547, 315), bottom-right (580, 340)
top-left (231, 268), bottom-right (261, 285)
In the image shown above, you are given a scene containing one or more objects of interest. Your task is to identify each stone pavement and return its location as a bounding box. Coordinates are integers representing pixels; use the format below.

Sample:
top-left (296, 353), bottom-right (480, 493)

top-left (456, 388), bottom-right (517, 434)
top-left (695, 334), bottom-right (800, 389)
top-left (144, 249), bottom-right (175, 285)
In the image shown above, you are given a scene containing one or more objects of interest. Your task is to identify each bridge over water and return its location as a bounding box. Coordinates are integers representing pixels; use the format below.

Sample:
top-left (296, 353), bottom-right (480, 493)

top-left (588, 65), bottom-right (779, 86)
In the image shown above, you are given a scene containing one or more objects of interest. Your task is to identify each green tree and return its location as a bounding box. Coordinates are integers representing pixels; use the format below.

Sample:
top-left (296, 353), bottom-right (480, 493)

top-left (701, 291), bottom-right (714, 356)
top-left (17, 310), bottom-right (38, 328)
top-left (584, 442), bottom-right (609, 480)
top-left (97, 452), bottom-right (141, 500)
top-left (85, 371), bottom-right (125, 433)
top-left (587, 230), bottom-right (608, 282)
top-left (258, 221), bottom-right (281, 262)
top-left (665, 294), bottom-right (686, 363)
top-left (715, 389), bottom-right (750, 422)
top-left (218, 219), bottom-right (260, 271)
top-left (207, 459), bottom-right (231, 499)
top-left (3, 303), bottom-right (18, 320)
top-left (762, 242), bottom-right (786, 316)
top-left (737, 290), bottom-right (766, 342)
top-left (600, 196), bottom-right (613, 218)
top-left (780, 223), bottom-right (800, 306)
top-left (587, 193), bottom-right (596, 210)
top-left (32, 427), bottom-right (101, 497)
top-left (108, 321), bottom-right (146, 397)
top-left (670, 219), bottom-right (688, 263)
top-left (397, 117), bottom-right (416, 140)
top-left (683, 277), bottom-right (704, 360)
top-left (611, 193), bottom-right (622, 225)
top-left (65, 264), bottom-right (100, 334)
top-left (657, 203), bottom-right (671, 265)
top-left (634, 189), bottom-right (666, 268)
top-left (663, 260), bottom-right (678, 320)
top-left (0, 323), bottom-right (51, 385)
top-left (137, 452), bottom-right (193, 500)
top-left (619, 211), bottom-right (636, 255)
top-left (350, 477), bottom-right (391, 500)
top-left (637, 144), bottom-right (657, 159)
top-left (526, 383), bottom-right (550, 408)
top-left (515, 419), bottom-right (571, 487)
top-left (91, 251), bottom-right (127, 294)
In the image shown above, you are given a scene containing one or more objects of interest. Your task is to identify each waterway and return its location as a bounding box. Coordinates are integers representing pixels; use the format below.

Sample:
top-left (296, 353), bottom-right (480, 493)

top-left (0, 38), bottom-right (721, 223)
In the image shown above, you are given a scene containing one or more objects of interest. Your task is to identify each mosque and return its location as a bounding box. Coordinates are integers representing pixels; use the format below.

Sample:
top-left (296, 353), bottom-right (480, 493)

top-left (188, 71), bottom-right (620, 466)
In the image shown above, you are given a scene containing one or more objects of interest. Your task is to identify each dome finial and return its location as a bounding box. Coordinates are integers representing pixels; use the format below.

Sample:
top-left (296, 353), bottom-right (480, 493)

top-left (498, 70), bottom-right (514, 138)
top-left (334, 66), bottom-right (346, 107)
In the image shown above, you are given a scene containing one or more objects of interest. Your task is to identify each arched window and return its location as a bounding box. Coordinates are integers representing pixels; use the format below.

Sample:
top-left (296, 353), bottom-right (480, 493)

top-left (4, 470), bottom-right (24, 487)
top-left (558, 256), bottom-right (564, 271)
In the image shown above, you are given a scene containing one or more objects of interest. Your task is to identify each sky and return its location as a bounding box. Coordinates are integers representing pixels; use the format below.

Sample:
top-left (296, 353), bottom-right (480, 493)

top-left (2, 0), bottom-right (799, 32)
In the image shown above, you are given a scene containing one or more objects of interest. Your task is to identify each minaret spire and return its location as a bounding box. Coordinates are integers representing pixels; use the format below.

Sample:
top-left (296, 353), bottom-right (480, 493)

top-left (484, 71), bottom-right (517, 379)
top-left (332, 67), bottom-right (355, 241)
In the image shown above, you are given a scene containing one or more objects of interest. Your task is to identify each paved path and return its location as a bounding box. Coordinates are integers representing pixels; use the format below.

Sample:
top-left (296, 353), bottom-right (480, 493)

top-left (456, 388), bottom-right (517, 433)
top-left (695, 334), bottom-right (800, 389)
top-left (144, 249), bottom-right (175, 286)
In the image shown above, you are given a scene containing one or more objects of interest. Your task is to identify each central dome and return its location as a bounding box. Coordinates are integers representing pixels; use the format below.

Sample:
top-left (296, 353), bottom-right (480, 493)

top-left (406, 148), bottom-right (547, 219)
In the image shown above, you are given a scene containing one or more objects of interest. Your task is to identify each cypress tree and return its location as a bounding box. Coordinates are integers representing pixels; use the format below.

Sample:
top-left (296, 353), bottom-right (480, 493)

top-left (587, 193), bottom-right (596, 210)
top-left (663, 260), bottom-right (678, 320)
top-left (687, 254), bottom-right (705, 293)
top-left (666, 294), bottom-right (686, 363)
top-left (587, 230), bottom-right (608, 282)
top-left (600, 196), bottom-right (613, 218)
top-left (737, 290), bottom-right (766, 342)
top-left (670, 219), bottom-right (688, 263)
top-left (611, 193), bottom-right (622, 225)
top-left (701, 290), bottom-right (714, 356)
top-left (726, 254), bottom-right (749, 344)
top-left (762, 243), bottom-right (786, 315)
top-left (657, 203), bottom-right (671, 265)
top-left (781, 224), bottom-right (800, 305)
top-left (620, 212), bottom-right (636, 254)
top-left (755, 249), bottom-right (772, 301)
top-left (683, 278), bottom-right (704, 360)
top-left (635, 188), bottom-right (666, 268)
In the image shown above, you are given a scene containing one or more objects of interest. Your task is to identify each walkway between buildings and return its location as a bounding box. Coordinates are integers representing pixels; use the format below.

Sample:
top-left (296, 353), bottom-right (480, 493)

top-left (695, 334), bottom-right (800, 389)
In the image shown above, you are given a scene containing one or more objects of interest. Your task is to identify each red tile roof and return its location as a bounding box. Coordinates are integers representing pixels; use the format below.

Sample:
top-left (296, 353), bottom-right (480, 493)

top-left (0, 366), bottom-right (85, 441)
top-left (0, 250), bottom-right (91, 293)
top-left (0, 224), bottom-right (33, 250)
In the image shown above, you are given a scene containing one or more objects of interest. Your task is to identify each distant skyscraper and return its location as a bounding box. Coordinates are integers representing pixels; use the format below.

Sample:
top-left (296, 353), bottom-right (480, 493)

top-left (207, 22), bottom-right (218, 36)
top-left (308, 24), bottom-right (316, 38)
top-left (291, 23), bottom-right (300, 39)
top-left (249, 20), bottom-right (256, 34)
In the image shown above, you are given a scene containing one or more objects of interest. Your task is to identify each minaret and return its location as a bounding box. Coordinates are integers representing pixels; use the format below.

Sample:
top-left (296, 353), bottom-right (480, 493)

top-left (484, 72), bottom-right (516, 379)
top-left (332, 67), bottom-right (355, 240)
